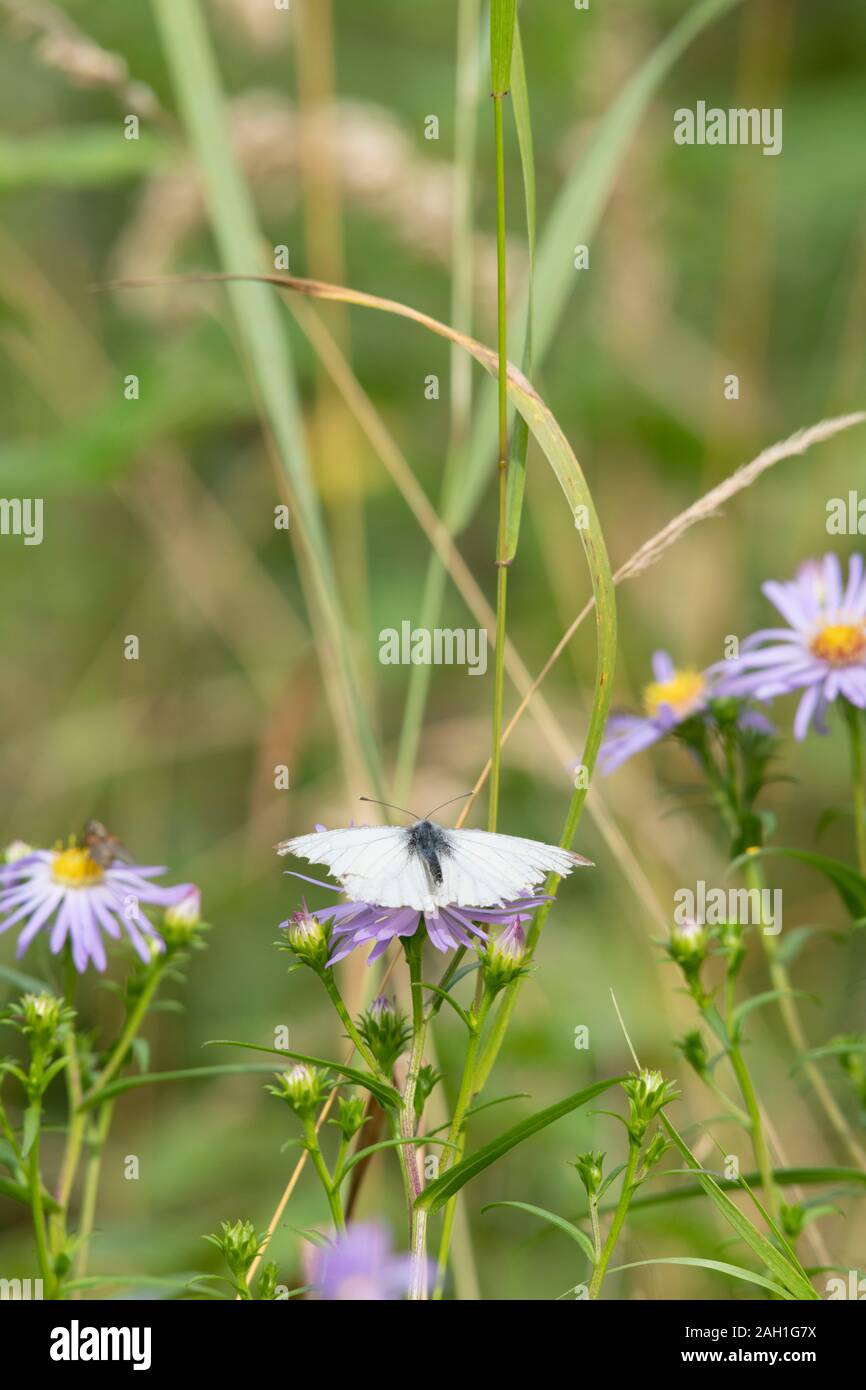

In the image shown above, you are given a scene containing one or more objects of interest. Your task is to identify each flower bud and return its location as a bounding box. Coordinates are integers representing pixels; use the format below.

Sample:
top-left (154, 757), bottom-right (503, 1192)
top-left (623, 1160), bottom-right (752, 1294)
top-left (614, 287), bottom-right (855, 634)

top-left (668, 918), bottom-right (707, 968)
top-left (334, 1095), bottom-right (367, 1141)
top-left (4, 840), bottom-right (33, 864)
top-left (204, 1218), bottom-right (264, 1282)
top-left (161, 886), bottom-right (205, 950)
top-left (641, 1130), bottom-right (671, 1171)
top-left (357, 995), bottom-right (411, 1073)
top-left (622, 1069), bottom-right (678, 1144)
top-left (268, 1063), bottom-right (330, 1117)
top-left (255, 1261), bottom-right (281, 1300)
top-left (480, 919), bottom-right (527, 993)
top-left (572, 1150), bottom-right (604, 1199)
top-left (16, 992), bottom-right (69, 1047)
top-left (675, 1029), bottom-right (709, 1079)
top-left (281, 906), bottom-right (331, 972)
top-left (414, 1062), bottom-right (441, 1119)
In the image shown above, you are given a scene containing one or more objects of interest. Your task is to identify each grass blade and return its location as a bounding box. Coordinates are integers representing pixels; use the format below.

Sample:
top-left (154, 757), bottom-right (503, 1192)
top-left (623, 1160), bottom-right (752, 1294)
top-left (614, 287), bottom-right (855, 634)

top-left (416, 1076), bottom-right (625, 1213)
top-left (481, 1199), bottom-right (595, 1263)
top-left (662, 1117), bottom-right (819, 1300)
top-left (150, 0), bottom-right (383, 794)
top-left (609, 1256), bottom-right (794, 1299)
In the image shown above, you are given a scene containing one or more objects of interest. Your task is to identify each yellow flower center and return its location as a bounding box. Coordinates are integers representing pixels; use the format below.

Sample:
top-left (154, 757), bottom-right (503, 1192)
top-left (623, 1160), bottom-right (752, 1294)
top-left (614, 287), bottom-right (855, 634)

top-left (809, 621), bottom-right (866, 668)
top-left (51, 847), bottom-right (104, 888)
top-left (643, 669), bottom-right (706, 720)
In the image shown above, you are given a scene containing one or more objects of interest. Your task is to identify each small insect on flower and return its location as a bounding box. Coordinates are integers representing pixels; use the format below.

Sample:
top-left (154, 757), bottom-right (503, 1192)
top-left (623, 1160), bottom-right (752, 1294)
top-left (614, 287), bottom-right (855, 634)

top-left (714, 553), bottom-right (866, 738)
top-left (276, 794), bottom-right (590, 913)
top-left (81, 819), bottom-right (135, 868)
top-left (306, 1222), bottom-right (425, 1301)
top-left (0, 833), bottom-right (197, 973)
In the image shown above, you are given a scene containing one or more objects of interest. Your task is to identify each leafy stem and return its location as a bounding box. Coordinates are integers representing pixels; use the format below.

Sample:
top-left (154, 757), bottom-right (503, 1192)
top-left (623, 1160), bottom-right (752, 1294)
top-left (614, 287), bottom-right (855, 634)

top-left (302, 1114), bottom-right (345, 1233)
top-left (589, 1140), bottom-right (640, 1299)
top-left (843, 698), bottom-right (866, 875)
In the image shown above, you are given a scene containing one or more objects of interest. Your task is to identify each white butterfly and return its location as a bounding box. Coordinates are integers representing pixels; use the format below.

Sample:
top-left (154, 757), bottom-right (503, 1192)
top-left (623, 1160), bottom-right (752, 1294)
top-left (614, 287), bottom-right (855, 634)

top-left (276, 801), bottom-right (592, 913)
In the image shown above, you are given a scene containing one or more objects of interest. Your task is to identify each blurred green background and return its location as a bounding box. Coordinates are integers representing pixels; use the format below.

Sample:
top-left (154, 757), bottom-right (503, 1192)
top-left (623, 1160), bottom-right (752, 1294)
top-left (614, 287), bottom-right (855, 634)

top-left (0, 0), bottom-right (864, 1298)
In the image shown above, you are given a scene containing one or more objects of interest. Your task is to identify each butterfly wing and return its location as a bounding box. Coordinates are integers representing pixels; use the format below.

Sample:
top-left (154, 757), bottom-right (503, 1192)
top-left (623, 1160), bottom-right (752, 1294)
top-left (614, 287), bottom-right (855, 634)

top-left (437, 828), bottom-right (590, 908)
top-left (276, 826), bottom-right (434, 910)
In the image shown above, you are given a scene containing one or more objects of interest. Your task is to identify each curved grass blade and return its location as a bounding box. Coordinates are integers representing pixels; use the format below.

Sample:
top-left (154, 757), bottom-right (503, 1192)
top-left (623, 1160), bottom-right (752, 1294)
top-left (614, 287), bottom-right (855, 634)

top-left (481, 1199), bottom-right (595, 1263)
top-left (416, 1076), bottom-right (625, 1214)
top-left (608, 1256), bottom-right (794, 1300)
top-left (106, 268), bottom-right (617, 816)
top-left (400, 0), bottom-right (742, 809)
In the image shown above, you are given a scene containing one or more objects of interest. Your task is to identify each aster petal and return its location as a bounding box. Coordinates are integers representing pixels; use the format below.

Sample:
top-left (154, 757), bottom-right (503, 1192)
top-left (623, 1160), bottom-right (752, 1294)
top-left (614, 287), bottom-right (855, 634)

top-left (651, 650), bottom-right (676, 682)
top-left (793, 684), bottom-right (822, 740)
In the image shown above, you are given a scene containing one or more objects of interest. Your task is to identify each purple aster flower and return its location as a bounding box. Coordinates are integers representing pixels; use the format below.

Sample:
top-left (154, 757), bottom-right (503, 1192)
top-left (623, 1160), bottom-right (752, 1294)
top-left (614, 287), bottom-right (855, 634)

top-left (285, 883), bottom-right (547, 965)
top-left (713, 554), bottom-right (866, 739)
top-left (0, 843), bottom-right (197, 973)
top-left (307, 1222), bottom-right (426, 1301)
top-left (597, 650), bottom-right (713, 774)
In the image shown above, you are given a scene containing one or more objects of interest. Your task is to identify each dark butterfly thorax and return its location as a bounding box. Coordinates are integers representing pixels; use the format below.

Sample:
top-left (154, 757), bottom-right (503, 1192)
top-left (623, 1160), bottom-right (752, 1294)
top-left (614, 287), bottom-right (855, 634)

top-left (407, 819), bottom-right (452, 888)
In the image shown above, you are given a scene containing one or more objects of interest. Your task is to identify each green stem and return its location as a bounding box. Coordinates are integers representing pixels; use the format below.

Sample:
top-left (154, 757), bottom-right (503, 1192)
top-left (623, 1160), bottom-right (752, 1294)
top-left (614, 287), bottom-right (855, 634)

top-left (744, 857), bottom-right (866, 1170)
top-left (589, 1141), bottom-right (640, 1299)
top-left (320, 972), bottom-right (387, 1080)
top-left (725, 1041), bottom-right (780, 1226)
top-left (432, 990), bottom-right (493, 1297)
top-left (87, 961), bottom-right (165, 1103)
top-left (844, 700), bottom-right (866, 874)
top-left (29, 1128), bottom-right (56, 1298)
top-left (72, 1101), bottom-right (113, 1284)
top-left (303, 1115), bottom-right (345, 1233)
top-left (488, 88), bottom-right (509, 833)
top-left (475, 785), bottom-right (585, 1091)
top-left (402, 938), bottom-right (430, 1299)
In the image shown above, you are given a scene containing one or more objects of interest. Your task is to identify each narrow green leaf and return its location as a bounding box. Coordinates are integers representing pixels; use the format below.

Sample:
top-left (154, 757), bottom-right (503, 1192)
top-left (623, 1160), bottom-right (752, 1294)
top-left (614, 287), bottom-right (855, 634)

top-left (609, 1256), bottom-right (793, 1300)
top-left (616, 1165), bottom-right (866, 1214)
top-left (202, 1041), bottom-right (402, 1111)
top-left (0, 1175), bottom-right (61, 1213)
top-left (490, 0), bottom-right (517, 95)
top-left (414, 980), bottom-right (473, 1030)
top-left (481, 1199), bottom-right (595, 1263)
top-left (732, 989), bottom-right (817, 1033)
top-left (21, 1105), bottom-right (40, 1159)
top-left (0, 129), bottom-right (173, 190)
top-left (75, 1061), bottom-right (360, 1112)
top-left (661, 1119), bottom-right (818, 1300)
top-left (730, 846), bottom-right (866, 920)
top-left (0, 964), bottom-right (54, 996)
top-left (502, 15), bottom-right (536, 563)
top-left (416, 1076), bottom-right (626, 1213)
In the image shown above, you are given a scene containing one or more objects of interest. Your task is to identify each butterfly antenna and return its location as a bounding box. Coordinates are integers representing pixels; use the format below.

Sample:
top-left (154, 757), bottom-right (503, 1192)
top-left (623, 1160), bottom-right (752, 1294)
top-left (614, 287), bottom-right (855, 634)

top-left (423, 791), bottom-right (473, 820)
top-left (358, 796), bottom-right (419, 821)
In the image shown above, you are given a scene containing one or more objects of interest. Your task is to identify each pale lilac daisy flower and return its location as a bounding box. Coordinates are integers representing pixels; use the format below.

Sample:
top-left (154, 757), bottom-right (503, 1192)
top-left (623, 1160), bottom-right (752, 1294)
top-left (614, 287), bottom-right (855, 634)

top-left (714, 554), bottom-right (866, 739)
top-left (0, 843), bottom-right (197, 973)
top-left (597, 650), bottom-right (713, 774)
top-left (282, 878), bottom-right (546, 965)
top-left (307, 1223), bottom-right (425, 1301)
